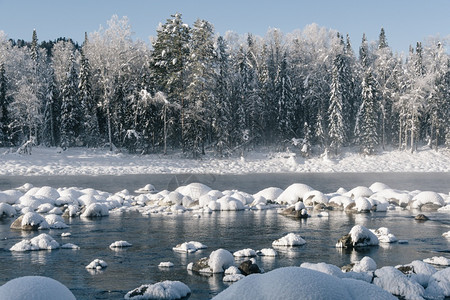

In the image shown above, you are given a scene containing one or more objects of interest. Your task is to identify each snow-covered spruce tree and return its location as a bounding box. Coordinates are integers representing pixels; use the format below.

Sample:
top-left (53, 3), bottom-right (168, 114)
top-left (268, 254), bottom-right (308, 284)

top-left (358, 69), bottom-right (379, 155)
top-left (328, 54), bottom-right (345, 156)
top-left (184, 19), bottom-right (216, 158)
top-left (359, 33), bottom-right (370, 69)
top-left (213, 36), bottom-right (233, 156)
top-left (60, 53), bottom-right (81, 149)
top-left (276, 51), bottom-right (295, 140)
top-left (150, 13), bottom-right (190, 149)
top-left (79, 44), bottom-right (100, 147)
top-left (0, 62), bottom-right (9, 145)
top-left (42, 68), bottom-right (60, 146)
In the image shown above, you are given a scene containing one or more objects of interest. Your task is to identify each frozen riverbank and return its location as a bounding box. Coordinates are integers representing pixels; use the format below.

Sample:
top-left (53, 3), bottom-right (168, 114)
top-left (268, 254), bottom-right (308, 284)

top-left (1, 146), bottom-right (449, 176)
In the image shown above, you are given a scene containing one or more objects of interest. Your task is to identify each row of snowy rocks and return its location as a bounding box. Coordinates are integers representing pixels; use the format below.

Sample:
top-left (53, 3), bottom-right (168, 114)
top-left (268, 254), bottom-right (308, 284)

top-left (2, 226), bottom-right (450, 299)
top-left (1, 181), bottom-right (449, 222)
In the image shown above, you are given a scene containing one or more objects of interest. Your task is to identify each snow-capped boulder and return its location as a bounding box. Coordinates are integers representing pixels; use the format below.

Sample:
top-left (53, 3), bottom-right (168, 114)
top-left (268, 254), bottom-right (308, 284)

top-left (191, 249), bottom-right (234, 274)
top-left (0, 189), bottom-right (23, 204)
top-left (303, 190), bottom-right (329, 206)
top-left (216, 196), bottom-right (245, 211)
top-left (411, 191), bottom-right (445, 210)
top-left (16, 195), bottom-right (42, 210)
top-left (371, 227), bottom-right (398, 243)
top-left (176, 183), bottom-right (212, 199)
top-left (61, 243), bottom-right (80, 249)
top-left (36, 203), bottom-right (55, 213)
top-left (351, 256), bottom-right (377, 273)
top-left (134, 184), bottom-right (157, 194)
top-left (35, 186), bottom-right (60, 201)
top-left (328, 195), bottom-right (354, 210)
top-left (256, 248), bottom-right (277, 257)
top-left (345, 186), bottom-right (373, 199)
top-left (396, 260), bottom-right (437, 287)
top-left (81, 203), bottom-right (109, 217)
top-left (300, 262), bottom-right (345, 278)
top-left (443, 231), bottom-right (450, 238)
top-left (124, 281), bottom-right (191, 300)
top-left (0, 276), bottom-right (75, 300)
top-left (173, 241), bottom-right (207, 253)
top-left (233, 248), bottom-right (257, 257)
top-left (158, 262), bottom-right (174, 268)
top-left (212, 267), bottom-right (395, 300)
top-left (355, 197), bottom-right (373, 212)
top-left (369, 182), bottom-right (390, 193)
top-left (280, 205), bottom-right (308, 219)
top-left (10, 233), bottom-right (59, 251)
top-left (424, 267), bottom-right (450, 299)
top-left (86, 259), bottom-right (107, 270)
top-left (336, 225), bottom-right (379, 248)
top-left (0, 203), bottom-right (16, 218)
top-left (276, 183), bottom-right (314, 204)
top-left (223, 274), bottom-right (245, 282)
top-left (109, 240), bottom-right (132, 249)
top-left (62, 205), bottom-right (79, 218)
top-left (253, 187), bottom-right (284, 202)
top-left (272, 233), bottom-right (306, 247)
top-left (10, 212), bottom-right (50, 230)
top-left (373, 266), bottom-right (425, 299)
top-left (45, 214), bottom-right (69, 229)
top-left (423, 256), bottom-right (450, 266)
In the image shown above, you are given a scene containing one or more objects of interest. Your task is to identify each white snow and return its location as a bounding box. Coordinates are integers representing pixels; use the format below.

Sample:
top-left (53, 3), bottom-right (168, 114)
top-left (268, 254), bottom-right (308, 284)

top-left (20, 212), bottom-right (50, 229)
top-left (61, 232), bottom-right (71, 237)
top-left (425, 267), bottom-right (450, 299)
top-left (272, 233), bottom-right (306, 247)
top-left (109, 240), bottom-right (132, 248)
top-left (257, 248), bottom-right (277, 257)
top-left (336, 225), bottom-right (379, 248)
top-left (10, 233), bottom-right (59, 251)
top-left (423, 256), bottom-right (450, 266)
top-left (224, 266), bottom-right (241, 275)
top-left (124, 281), bottom-right (191, 300)
top-left (61, 243), bottom-right (80, 249)
top-left (352, 256), bottom-right (377, 272)
top-left (411, 191), bottom-right (445, 209)
top-left (85, 259), bottom-right (107, 270)
top-left (172, 241), bottom-right (207, 253)
top-left (373, 266), bottom-right (425, 299)
top-left (276, 183), bottom-right (314, 204)
top-left (233, 248), bottom-right (257, 257)
top-left (300, 262), bottom-right (345, 278)
top-left (0, 276), bottom-right (76, 300)
top-left (158, 262), bottom-right (174, 268)
top-left (213, 267), bottom-right (395, 300)
top-left (81, 203), bottom-right (109, 217)
top-left (371, 227), bottom-right (398, 243)
top-left (45, 214), bottom-right (69, 229)
top-left (207, 249), bottom-right (235, 273)
top-left (1, 147), bottom-right (448, 176)
top-left (443, 231), bottom-right (450, 238)
top-left (0, 202), bottom-right (16, 217)
top-left (223, 274), bottom-right (245, 282)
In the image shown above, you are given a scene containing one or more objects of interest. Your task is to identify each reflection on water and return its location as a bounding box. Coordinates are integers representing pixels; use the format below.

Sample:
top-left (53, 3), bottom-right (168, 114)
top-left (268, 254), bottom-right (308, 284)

top-left (1, 209), bottom-right (450, 299)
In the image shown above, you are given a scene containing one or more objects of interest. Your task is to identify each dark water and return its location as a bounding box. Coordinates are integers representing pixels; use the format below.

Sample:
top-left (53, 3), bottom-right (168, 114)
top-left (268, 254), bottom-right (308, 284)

top-left (0, 174), bottom-right (449, 299)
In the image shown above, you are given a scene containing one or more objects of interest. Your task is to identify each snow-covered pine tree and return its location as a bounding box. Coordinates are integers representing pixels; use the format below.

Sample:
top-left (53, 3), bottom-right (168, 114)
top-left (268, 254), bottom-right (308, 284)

top-left (213, 36), bottom-right (233, 156)
top-left (42, 68), bottom-right (60, 146)
top-left (328, 54), bottom-right (345, 155)
top-left (60, 52), bottom-right (81, 149)
top-left (184, 19), bottom-right (216, 158)
top-left (30, 29), bottom-right (39, 63)
top-left (79, 45), bottom-right (100, 147)
top-left (359, 33), bottom-right (370, 69)
top-left (0, 62), bottom-right (9, 145)
top-left (358, 69), bottom-right (378, 154)
top-left (276, 51), bottom-right (295, 140)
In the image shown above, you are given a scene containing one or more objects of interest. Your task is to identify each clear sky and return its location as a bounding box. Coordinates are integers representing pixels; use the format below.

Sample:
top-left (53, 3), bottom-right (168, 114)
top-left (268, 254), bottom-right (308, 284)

top-left (0, 0), bottom-right (449, 53)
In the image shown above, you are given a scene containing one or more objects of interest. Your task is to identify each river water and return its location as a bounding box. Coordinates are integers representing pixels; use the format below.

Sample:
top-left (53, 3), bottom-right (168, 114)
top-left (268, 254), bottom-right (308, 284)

top-left (0, 173), bottom-right (449, 299)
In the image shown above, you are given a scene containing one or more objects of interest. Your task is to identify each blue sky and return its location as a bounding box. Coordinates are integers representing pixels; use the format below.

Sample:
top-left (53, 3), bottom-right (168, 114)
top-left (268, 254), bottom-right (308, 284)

top-left (0, 0), bottom-right (449, 53)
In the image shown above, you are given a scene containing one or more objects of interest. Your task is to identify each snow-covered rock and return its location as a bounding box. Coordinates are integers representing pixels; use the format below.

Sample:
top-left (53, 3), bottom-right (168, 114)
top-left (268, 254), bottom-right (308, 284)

top-left (443, 231), bottom-right (450, 238)
top-left (61, 243), bottom-right (80, 249)
top-left (336, 225), bottom-right (379, 248)
top-left (369, 182), bottom-right (391, 193)
top-left (345, 186), bottom-right (373, 199)
top-left (303, 190), bottom-right (329, 206)
top-left (176, 183), bottom-right (211, 199)
top-left (0, 189), bottom-right (23, 204)
top-left (424, 267), bottom-right (450, 299)
top-left (0, 276), bottom-right (75, 300)
top-left (354, 197), bottom-right (373, 212)
top-left (411, 191), bottom-right (445, 210)
top-left (45, 214), bottom-right (69, 229)
top-left (396, 260), bottom-right (437, 287)
top-left (192, 249), bottom-right (235, 274)
top-left (10, 233), bottom-right (59, 251)
top-left (10, 212), bottom-right (50, 230)
top-left (371, 227), bottom-right (398, 243)
top-left (85, 259), bottom-right (107, 270)
top-left (423, 256), bottom-right (450, 266)
top-left (233, 248), bottom-right (257, 257)
top-left (81, 203), bottom-right (109, 217)
top-left (276, 183), bottom-right (314, 204)
top-left (300, 262), bottom-right (345, 278)
top-left (124, 281), bottom-right (191, 300)
top-left (213, 267), bottom-right (395, 300)
top-left (256, 248), bottom-right (277, 257)
top-left (109, 240), bottom-right (132, 248)
top-left (352, 256), bottom-right (377, 273)
top-left (253, 187), bottom-right (284, 202)
top-left (272, 233), bottom-right (306, 247)
top-left (173, 241), bottom-right (207, 253)
top-left (0, 202), bottom-right (16, 217)
top-left (135, 184), bottom-right (157, 194)
top-left (158, 262), bottom-right (174, 268)
top-left (223, 274), bottom-right (245, 282)
top-left (373, 266), bottom-right (425, 299)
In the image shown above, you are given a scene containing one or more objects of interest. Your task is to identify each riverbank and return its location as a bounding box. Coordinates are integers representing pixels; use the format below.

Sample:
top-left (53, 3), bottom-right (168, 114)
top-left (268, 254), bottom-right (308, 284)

top-left (1, 145), bottom-right (449, 176)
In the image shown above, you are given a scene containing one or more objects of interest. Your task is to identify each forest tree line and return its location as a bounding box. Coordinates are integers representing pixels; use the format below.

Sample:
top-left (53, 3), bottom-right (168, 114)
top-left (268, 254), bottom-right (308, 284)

top-left (0, 14), bottom-right (449, 157)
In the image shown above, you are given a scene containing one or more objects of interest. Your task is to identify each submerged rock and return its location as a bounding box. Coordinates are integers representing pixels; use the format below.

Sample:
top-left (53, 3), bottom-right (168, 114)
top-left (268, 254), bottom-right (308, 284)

top-left (415, 214), bottom-right (429, 221)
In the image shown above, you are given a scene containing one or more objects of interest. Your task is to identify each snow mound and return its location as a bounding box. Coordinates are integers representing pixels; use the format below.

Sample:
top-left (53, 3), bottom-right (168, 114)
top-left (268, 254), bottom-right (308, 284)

top-left (423, 256), bottom-right (450, 266)
top-left (443, 231), bottom-right (450, 238)
top-left (176, 183), bottom-right (211, 199)
top-left (374, 266), bottom-right (425, 299)
top-left (300, 262), bottom-right (345, 278)
top-left (213, 267), bottom-right (395, 300)
top-left (208, 249), bottom-right (235, 273)
top-left (45, 214), bottom-right (69, 229)
top-left (425, 267), bottom-right (450, 299)
top-left (224, 266), bottom-right (241, 275)
top-left (135, 184), bottom-right (156, 194)
top-left (11, 212), bottom-right (50, 230)
top-left (303, 190), bottom-right (329, 206)
top-left (86, 259), bottom-right (107, 270)
top-left (81, 203), bottom-right (109, 217)
top-left (396, 260), bottom-right (437, 287)
top-left (345, 186), bottom-right (373, 199)
top-left (253, 187), bottom-right (284, 201)
top-left (336, 225), bottom-right (379, 248)
top-left (158, 262), bottom-right (174, 268)
top-left (124, 281), bottom-right (191, 300)
top-left (412, 191), bottom-right (445, 209)
top-left (209, 196), bottom-right (245, 211)
top-left (257, 248), bottom-right (277, 257)
top-left (352, 256), bottom-right (377, 272)
top-left (0, 276), bottom-right (75, 300)
top-left (109, 240), bottom-right (132, 248)
top-left (369, 182), bottom-right (390, 193)
top-left (223, 274), bottom-right (245, 282)
top-left (61, 243), bottom-right (80, 249)
top-left (276, 183), bottom-right (314, 204)
top-left (355, 197), bottom-right (372, 212)
top-left (371, 227), bottom-right (398, 243)
top-left (272, 233), bottom-right (306, 247)
top-left (35, 186), bottom-right (60, 201)
top-left (10, 233), bottom-right (59, 251)
top-left (0, 202), bottom-right (16, 217)
top-left (0, 189), bottom-right (23, 204)
top-left (173, 241), bottom-right (207, 253)
top-left (233, 248), bottom-right (257, 257)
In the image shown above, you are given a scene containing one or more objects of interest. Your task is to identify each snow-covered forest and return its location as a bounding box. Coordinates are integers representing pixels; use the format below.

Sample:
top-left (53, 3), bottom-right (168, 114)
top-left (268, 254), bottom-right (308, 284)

top-left (0, 14), bottom-right (449, 158)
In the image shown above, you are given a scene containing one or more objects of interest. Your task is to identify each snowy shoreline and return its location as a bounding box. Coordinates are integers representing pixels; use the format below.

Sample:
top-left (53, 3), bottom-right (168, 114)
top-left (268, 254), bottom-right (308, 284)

top-left (1, 146), bottom-right (450, 176)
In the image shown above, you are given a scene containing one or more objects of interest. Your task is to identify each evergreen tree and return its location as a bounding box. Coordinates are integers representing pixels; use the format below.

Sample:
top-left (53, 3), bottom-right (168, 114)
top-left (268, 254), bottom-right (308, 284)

top-left (60, 53), bottom-right (81, 149)
top-left (328, 54), bottom-right (345, 155)
top-left (358, 70), bottom-right (378, 154)
top-left (42, 68), bottom-right (60, 146)
top-left (0, 62), bottom-right (9, 145)
top-left (276, 51), bottom-right (295, 139)
top-left (30, 29), bottom-right (39, 63)
top-left (359, 33), bottom-right (370, 69)
top-left (378, 28), bottom-right (388, 49)
top-left (79, 46), bottom-right (100, 147)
